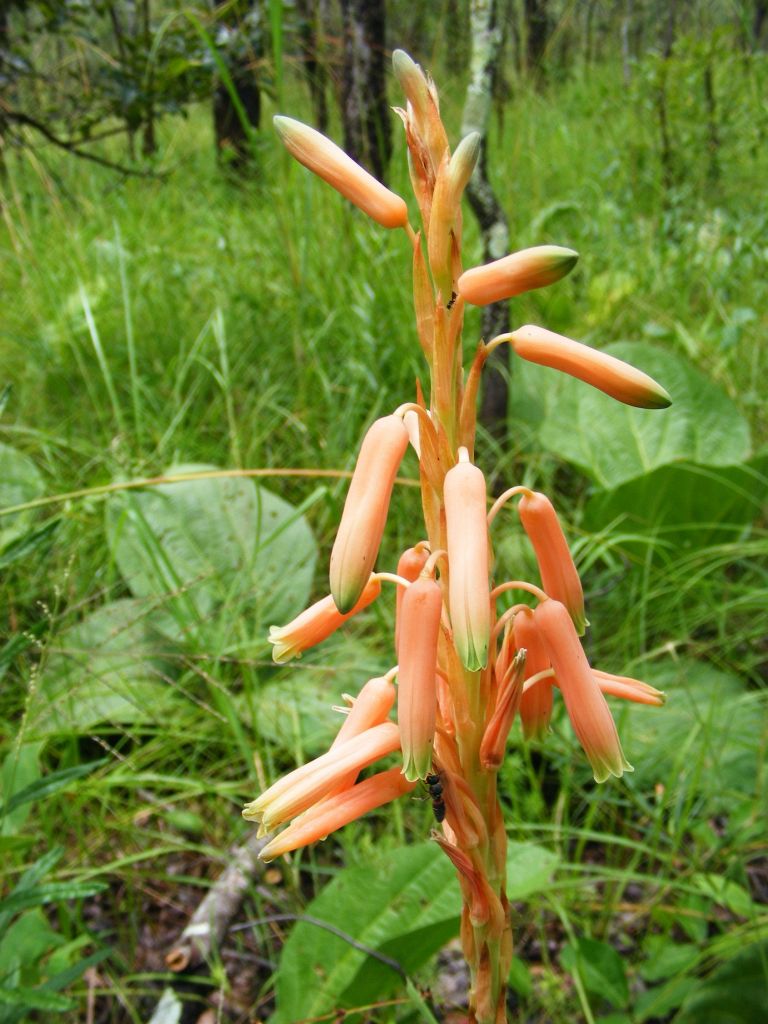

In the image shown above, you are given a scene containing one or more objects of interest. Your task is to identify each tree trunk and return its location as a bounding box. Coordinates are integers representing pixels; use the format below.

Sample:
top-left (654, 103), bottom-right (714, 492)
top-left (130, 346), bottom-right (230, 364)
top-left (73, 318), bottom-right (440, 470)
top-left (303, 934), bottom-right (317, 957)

top-left (462, 0), bottom-right (511, 440)
top-left (140, 0), bottom-right (156, 157)
top-left (213, 0), bottom-right (261, 172)
top-left (524, 0), bottom-right (549, 79)
top-left (655, 3), bottom-right (677, 194)
top-left (339, 0), bottom-right (392, 183)
top-left (296, 0), bottom-right (329, 133)
top-left (620, 0), bottom-right (633, 85)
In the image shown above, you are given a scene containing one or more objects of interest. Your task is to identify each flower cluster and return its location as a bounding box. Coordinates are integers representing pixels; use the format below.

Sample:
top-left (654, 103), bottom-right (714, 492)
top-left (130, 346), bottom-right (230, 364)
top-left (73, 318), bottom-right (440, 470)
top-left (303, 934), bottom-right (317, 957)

top-left (245, 50), bottom-right (670, 1023)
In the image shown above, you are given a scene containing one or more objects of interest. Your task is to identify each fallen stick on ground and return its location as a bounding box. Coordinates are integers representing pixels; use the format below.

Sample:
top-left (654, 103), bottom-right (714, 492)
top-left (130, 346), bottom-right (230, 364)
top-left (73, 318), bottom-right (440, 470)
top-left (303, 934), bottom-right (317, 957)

top-left (165, 832), bottom-right (268, 972)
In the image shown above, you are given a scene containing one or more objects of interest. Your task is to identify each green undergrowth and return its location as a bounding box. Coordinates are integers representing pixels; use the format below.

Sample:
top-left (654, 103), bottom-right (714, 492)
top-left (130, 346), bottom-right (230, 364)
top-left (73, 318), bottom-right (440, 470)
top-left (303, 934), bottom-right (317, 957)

top-left (1, 50), bottom-right (766, 1024)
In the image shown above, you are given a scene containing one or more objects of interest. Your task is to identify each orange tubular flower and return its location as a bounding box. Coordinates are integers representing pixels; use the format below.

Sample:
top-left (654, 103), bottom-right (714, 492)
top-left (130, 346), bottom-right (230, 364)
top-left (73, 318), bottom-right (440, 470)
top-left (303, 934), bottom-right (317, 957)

top-left (242, 721), bottom-right (401, 832)
top-left (593, 669), bottom-right (666, 706)
top-left (445, 452), bottom-right (491, 671)
top-left (330, 414), bottom-right (410, 614)
top-left (259, 767), bottom-right (416, 862)
top-left (509, 325), bottom-right (672, 409)
top-left (268, 575), bottom-right (381, 663)
top-left (513, 607), bottom-right (554, 741)
top-left (273, 116), bottom-right (409, 229)
top-left (517, 491), bottom-right (587, 635)
top-left (398, 576), bottom-right (443, 781)
top-left (332, 675), bottom-right (397, 748)
top-left (394, 545), bottom-right (430, 655)
top-left (457, 246), bottom-right (578, 306)
top-left (533, 599), bottom-right (632, 783)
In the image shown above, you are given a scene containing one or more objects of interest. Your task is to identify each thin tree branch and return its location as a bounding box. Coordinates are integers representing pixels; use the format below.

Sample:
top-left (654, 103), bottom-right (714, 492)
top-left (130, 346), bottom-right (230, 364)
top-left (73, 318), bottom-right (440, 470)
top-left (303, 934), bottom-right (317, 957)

top-left (4, 109), bottom-right (163, 177)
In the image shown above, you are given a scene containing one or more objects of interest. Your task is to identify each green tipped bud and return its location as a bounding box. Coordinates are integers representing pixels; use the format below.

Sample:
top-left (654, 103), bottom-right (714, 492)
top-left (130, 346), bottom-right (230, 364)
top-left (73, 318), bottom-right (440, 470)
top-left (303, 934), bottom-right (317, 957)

top-left (448, 132), bottom-right (482, 201)
top-left (458, 245), bottom-right (579, 306)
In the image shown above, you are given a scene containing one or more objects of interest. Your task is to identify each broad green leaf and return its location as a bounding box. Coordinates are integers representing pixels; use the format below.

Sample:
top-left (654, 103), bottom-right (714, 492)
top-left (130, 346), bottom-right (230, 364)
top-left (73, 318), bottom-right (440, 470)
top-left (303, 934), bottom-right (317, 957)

top-left (254, 636), bottom-right (393, 758)
top-left (514, 343), bottom-right (751, 487)
top-left (506, 841), bottom-right (559, 900)
top-left (0, 908), bottom-right (66, 974)
top-left (691, 874), bottom-right (754, 918)
top-left (619, 659), bottom-right (764, 812)
top-left (674, 940), bottom-right (768, 1023)
top-left (29, 600), bottom-right (176, 735)
top-left (584, 454), bottom-right (768, 551)
top-left (0, 759), bottom-right (108, 818)
top-left (561, 937), bottom-right (629, 1009)
top-left (640, 937), bottom-right (700, 982)
top-left (508, 957), bottom-right (533, 998)
top-left (106, 465), bottom-right (317, 646)
top-left (0, 743), bottom-right (42, 835)
top-left (0, 987), bottom-right (72, 1011)
top-left (273, 841), bottom-right (557, 1022)
top-left (0, 443), bottom-right (45, 548)
top-left (635, 975), bottom-right (697, 1022)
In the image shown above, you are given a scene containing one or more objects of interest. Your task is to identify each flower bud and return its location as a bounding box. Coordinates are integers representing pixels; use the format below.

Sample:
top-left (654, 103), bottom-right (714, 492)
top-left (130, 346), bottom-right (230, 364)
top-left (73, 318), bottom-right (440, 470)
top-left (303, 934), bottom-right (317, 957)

top-left (274, 116), bottom-right (409, 229)
top-left (509, 325), bottom-right (672, 409)
top-left (445, 454), bottom-right (490, 671)
top-left (518, 491), bottom-right (586, 635)
top-left (458, 246), bottom-right (578, 306)
top-left (394, 546), bottom-right (430, 656)
top-left (448, 132), bottom-right (481, 201)
top-left (398, 576), bottom-right (442, 781)
top-left (330, 415), bottom-right (410, 613)
top-left (533, 599), bottom-right (632, 783)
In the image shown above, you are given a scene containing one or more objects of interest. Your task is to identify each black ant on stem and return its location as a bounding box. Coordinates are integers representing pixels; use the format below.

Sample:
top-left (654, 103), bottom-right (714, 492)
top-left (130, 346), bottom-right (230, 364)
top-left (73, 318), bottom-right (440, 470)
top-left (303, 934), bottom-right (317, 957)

top-left (425, 771), bottom-right (446, 824)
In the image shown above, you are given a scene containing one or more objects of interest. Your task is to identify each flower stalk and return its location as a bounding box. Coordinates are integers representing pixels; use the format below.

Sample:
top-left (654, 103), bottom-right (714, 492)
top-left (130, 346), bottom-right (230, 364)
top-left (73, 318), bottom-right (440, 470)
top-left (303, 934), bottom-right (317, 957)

top-left (249, 50), bottom-right (671, 1023)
